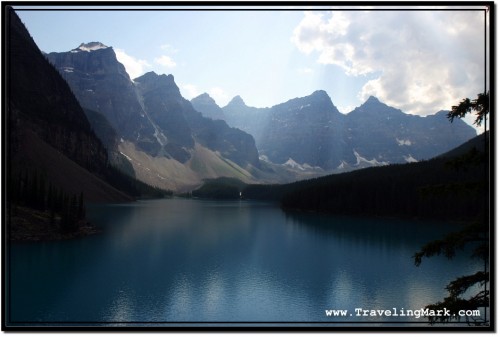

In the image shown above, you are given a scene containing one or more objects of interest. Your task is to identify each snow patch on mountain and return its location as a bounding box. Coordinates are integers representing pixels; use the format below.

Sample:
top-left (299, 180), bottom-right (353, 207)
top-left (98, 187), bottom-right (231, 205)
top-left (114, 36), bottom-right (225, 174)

top-left (302, 163), bottom-right (315, 170)
top-left (337, 160), bottom-right (349, 170)
top-left (259, 155), bottom-right (271, 163)
top-left (283, 158), bottom-right (305, 170)
top-left (396, 138), bottom-right (412, 146)
top-left (353, 150), bottom-right (389, 166)
top-left (281, 158), bottom-right (323, 171)
top-left (404, 154), bottom-right (418, 163)
top-left (75, 42), bottom-right (109, 52)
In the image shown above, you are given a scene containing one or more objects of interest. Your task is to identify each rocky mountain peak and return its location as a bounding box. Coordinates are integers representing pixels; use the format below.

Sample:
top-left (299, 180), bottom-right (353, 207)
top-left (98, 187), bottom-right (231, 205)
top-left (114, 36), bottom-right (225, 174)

top-left (366, 95), bottom-right (379, 102)
top-left (191, 93), bottom-right (225, 120)
top-left (73, 42), bottom-right (110, 52)
top-left (311, 89), bottom-right (330, 99)
top-left (135, 71), bottom-right (174, 82)
top-left (49, 41), bottom-right (126, 80)
top-left (134, 72), bottom-right (179, 96)
top-left (361, 95), bottom-right (384, 107)
top-left (194, 92), bottom-right (215, 103)
top-left (352, 95), bottom-right (403, 117)
top-left (226, 95), bottom-right (247, 108)
top-left (275, 90), bottom-right (339, 115)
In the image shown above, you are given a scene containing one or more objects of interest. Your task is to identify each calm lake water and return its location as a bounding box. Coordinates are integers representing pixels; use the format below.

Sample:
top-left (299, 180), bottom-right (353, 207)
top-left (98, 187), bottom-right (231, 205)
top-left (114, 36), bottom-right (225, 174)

top-left (8, 198), bottom-right (483, 327)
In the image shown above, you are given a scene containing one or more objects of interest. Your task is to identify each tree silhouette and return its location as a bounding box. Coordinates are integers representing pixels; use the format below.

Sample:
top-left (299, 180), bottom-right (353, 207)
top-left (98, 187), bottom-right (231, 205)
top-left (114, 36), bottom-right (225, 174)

top-left (448, 91), bottom-right (489, 128)
top-left (414, 92), bottom-right (490, 326)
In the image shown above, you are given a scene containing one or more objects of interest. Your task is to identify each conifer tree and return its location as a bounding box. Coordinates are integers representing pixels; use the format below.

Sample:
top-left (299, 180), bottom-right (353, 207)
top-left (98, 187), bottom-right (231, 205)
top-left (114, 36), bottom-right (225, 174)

top-left (414, 92), bottom-right (490, 326)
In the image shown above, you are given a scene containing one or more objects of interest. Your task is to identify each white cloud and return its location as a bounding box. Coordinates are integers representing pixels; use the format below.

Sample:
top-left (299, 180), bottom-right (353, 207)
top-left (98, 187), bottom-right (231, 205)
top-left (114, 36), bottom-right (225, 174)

top-left (114, 48), bottom-right (151, 80)
top-left (292, 10), bottom-right (486, 116)
top-left (155, 55), bottom-right (177, 68)
top-left (208, 87), bottom-right (230, 107)
top-left (180, 84), bottom-right (201, 100)
top-left (179, 85), bottom-right (230, 106)
top-left (337, 104), bottom-right (354, 114)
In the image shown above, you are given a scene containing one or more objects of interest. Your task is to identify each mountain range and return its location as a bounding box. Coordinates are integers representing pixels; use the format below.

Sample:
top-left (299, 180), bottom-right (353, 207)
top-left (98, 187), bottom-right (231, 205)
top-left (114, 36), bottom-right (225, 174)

top-left (38, 37), bottom-right (475, 192)
top-left (47, 43), bottom-right (266, 191)
top-left (194, 91), bottom-right (476, 172)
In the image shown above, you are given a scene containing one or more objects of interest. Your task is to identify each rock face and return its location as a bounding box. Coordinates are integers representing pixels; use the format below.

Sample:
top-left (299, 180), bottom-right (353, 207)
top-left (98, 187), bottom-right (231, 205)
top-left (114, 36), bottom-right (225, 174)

top-left (134, 72), bottom-right (260, 167)
top-left (47, 45), bottom-right (261, 176)
top-left (343, 96), bottom-right (477, 166)
top-left (134, 72), bottom-right (194, 162)
top-left (258, 90), bottom-right (346, 169)
top-left (191, 93), bottom-right (226, 121)
top-left (43, 40), bottom-right (476, 184)
top-left (217, 92), bottom-right (477, 171)
top-left (222, 95), bottom-right (270, 146)
top-left (46, 43), bottom-right (159, 155)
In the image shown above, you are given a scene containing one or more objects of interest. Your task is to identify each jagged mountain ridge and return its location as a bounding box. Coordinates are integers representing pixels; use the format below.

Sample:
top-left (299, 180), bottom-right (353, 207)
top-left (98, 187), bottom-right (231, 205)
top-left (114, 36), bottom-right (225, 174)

top-left (133, 72), bottom-right (195, 162)
top-left (215, 91), bottom-right (476, 170)
top-left (46, 39), bottom-right (476, 189)
top-left (47, 44), bottom-right (260, 167)
top-left (343, 96), bottom-right (476, 166)
top-left (135, 71), bottom-right (260, 168)
top-left (47, 43), bottom-right (263, 191)
top-left (46, 42), bottom-right (161, 156)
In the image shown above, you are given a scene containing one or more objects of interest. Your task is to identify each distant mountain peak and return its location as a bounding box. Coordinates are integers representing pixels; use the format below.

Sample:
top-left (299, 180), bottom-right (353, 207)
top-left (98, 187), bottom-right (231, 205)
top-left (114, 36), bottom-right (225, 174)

top-left (133, 72), bottom-right (180, 99)
top-left (138, 70), bottom-right (158, 78)
top-left (360, 96), bottom-right (394, 109)
top-left (350, 96), bottom-right (407, 118)
top-left (73, 42), bottom-right (109, 52)
top-left (135, 71), bottom-right (175, 83)
top-left (192, 93), bottom-right (217, 104)
top-left (311, 89), bottom-right (329, 97)
top-left (227, 95), bottom-right (246, 107)
top-left (308, 90), bottom-right (334, 103)
top-left (191, 93), bottom-right (226, 120)
top-left (159, 73), bottom-right (175, 80)
top-left (366, 95), bottom-right (380, 103)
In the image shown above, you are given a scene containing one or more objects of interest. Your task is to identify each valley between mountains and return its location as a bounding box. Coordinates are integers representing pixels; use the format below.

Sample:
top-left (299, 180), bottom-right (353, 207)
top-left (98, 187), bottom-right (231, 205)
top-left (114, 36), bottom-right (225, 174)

top-left (45, 41), bottom-right (475, 192)
top-left (8, 7), bottom-right (478, 203)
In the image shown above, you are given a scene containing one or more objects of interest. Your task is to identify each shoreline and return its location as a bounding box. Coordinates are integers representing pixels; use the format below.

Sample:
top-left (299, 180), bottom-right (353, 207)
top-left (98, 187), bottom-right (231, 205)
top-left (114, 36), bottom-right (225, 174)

top-left (8, 206), bottom-right (102, 242)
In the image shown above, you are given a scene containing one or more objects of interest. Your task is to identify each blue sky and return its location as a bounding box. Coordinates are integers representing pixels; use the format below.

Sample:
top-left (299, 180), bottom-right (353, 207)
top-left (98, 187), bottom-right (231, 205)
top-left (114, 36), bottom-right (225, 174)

top-left (15, 5), bottom-right (488, 131)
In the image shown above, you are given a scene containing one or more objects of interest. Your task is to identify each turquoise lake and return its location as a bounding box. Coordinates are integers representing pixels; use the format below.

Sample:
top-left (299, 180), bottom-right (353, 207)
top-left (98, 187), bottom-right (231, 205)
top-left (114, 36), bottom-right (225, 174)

top-left (7, 198), bottom-right (484, 327)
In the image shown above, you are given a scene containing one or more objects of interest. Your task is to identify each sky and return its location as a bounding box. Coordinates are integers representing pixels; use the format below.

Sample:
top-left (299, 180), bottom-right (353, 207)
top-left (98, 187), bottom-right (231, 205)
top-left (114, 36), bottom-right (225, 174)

top-left (15, 5), bottom-right (489, 132)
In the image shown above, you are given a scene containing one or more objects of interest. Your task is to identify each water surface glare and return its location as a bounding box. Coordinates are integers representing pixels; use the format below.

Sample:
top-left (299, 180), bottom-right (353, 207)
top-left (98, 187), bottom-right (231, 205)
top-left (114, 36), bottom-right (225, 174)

top-left (9, 198), bottom-right (482, 326)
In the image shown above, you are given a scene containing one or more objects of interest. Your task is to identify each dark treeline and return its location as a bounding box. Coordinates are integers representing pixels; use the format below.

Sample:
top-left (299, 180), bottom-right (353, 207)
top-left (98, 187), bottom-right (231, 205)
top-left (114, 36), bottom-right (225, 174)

top-left (190, 176), bottom-right (304, 200)
top-left (279, 153), bottom-right (486, 221)
top-left (191, 134), bottom-right (487, 222)
top-left (191, 177), bottom-right (246, 199)
top-left (9, 169), bottom-right (86, 233)
top-left (190, 177), bottom-right (318, 201)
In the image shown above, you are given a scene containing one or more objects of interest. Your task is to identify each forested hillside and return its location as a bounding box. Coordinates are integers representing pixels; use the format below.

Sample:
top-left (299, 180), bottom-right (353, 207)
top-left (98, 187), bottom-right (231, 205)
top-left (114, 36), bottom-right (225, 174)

top-left (192, 132), bottom-right (487, 222)
top-left (279, 150), bottom-right (486, 221)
